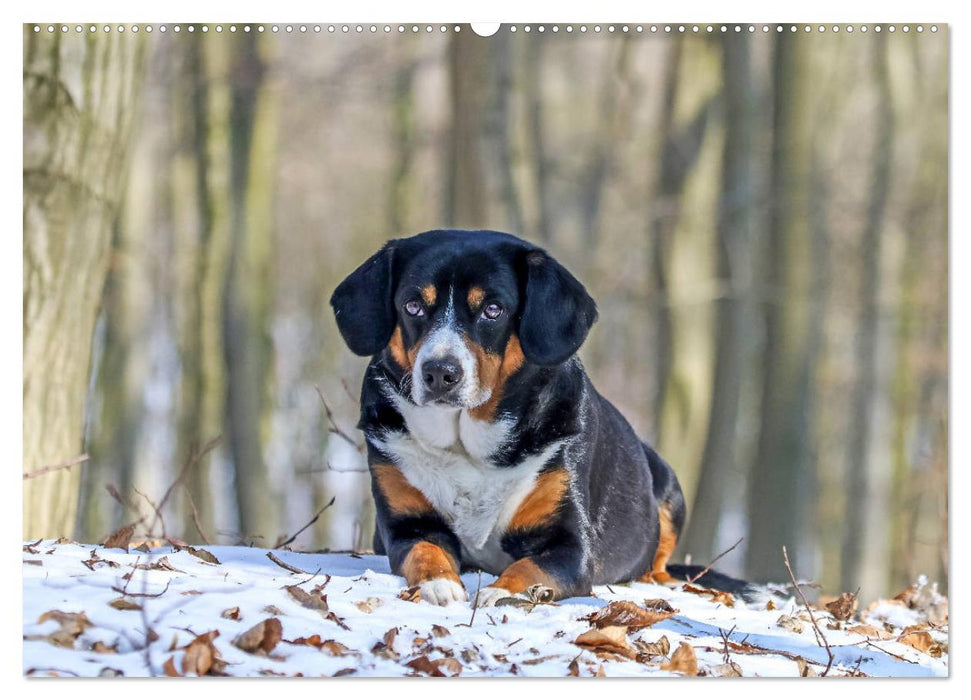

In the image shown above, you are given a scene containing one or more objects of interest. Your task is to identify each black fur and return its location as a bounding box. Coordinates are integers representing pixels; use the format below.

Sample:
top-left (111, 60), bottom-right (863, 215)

top-left (331, 229), bottom-right (745, 603)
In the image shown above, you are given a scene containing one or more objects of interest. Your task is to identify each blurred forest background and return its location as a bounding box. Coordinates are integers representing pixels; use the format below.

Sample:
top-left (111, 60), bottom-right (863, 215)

top-left (23, 24), bottom-right (948, 601)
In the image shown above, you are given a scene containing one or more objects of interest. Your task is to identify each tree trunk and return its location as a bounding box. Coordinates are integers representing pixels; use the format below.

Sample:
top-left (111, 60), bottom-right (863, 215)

top-left (524, 35), bottom-right (552, 245)
top-left (175, 32), bottom-right (219, 541)
top-left (682, 33), bottom-right (752, 562)
top-left (841, 33), bottom-right (895, 592)
top-left (745, 32), bottom-right (815, 582)
top-left (222, 33), bottom-right (278, 543)
top-left (23, 29), bottom-right (145, 538)
top-left (445, 28), bottom-right (520, 231)
top-left (647, 37), bottom-right (713, 442)
top-left (580, 36), bottom-right (633, 257)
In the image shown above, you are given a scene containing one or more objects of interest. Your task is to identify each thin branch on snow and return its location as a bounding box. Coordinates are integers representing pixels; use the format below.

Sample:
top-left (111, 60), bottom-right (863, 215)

top-left (782, 546), bottom-right (834, 676)
top-left (266, 551), bottom-right (310, 575)
top-left (687, 537), bottom-right (744, 584)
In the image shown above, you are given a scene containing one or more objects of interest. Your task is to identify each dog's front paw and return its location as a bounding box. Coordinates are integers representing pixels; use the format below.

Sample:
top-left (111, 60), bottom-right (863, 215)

top-left (472, 585), bottom-right (515, 608)
top-left (419, 577), bottom-right (468, 606)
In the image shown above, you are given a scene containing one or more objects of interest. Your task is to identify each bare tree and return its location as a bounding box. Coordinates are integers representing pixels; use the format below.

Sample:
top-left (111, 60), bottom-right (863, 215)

top-left (745, 32), bottom-right (815, 582)
top-left (222, 33), bottom-right (278, 542)
top-left (841, 33), bottom-right (895, 592)
top-left (23, 29), bottom-right (146, 538)
top-left (682, 33), bottom-right (753, 562)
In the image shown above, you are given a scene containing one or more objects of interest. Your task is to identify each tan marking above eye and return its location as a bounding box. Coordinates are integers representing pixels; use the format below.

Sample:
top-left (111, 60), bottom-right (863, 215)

top-left (421, 285), bottom-right (437, 306)
top-left (467, 286), bottom-right (485, 311)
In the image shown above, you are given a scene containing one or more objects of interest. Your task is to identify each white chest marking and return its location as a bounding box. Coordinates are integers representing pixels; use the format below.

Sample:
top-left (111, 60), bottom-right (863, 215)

top-left (374, 394), bottom-right (562, 568)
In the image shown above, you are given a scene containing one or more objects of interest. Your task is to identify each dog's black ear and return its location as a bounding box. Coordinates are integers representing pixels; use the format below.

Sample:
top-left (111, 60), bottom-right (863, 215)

top-left (330, 243), bottom-right (397, 356)
top-left (518, 250), bottom-right (598, 366)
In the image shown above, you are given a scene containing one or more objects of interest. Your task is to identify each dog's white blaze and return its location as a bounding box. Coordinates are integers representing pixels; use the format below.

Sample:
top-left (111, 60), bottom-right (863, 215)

top-left (374, 390), bottom-right (563, 572)
top-left (409, 286), bottom-right (491, 408)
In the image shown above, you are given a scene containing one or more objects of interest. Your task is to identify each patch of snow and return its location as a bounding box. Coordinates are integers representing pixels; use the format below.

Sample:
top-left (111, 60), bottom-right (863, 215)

top-left (22, 541), bottom-right (948, 678)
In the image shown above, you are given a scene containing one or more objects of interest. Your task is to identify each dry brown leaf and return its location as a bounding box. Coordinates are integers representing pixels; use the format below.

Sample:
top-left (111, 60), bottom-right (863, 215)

top-left (101, 522), bottom-right (137, 551)
top-left (162, 656), bottom-right (181, 677)
top-left (661, 641), bottom-right (698, 676)
top-left (285, 584), bottom-right (329, 615)
top-left (371, 628), bottom-right (399, 660)
top-left (405, 654), bottom-right (462, 677)
top-left (262, 604), bottom-right (283, 615)
top-left (431, 624), bottom-right (451, 638)
top-left (221, 606), bottom-right (241, 621)
top-left (321, 639), bottom-right (356, 657)
top-left (847, 624), bottom-right (893, 640)
top-left (183, 546), bottom-right (221, 565)
top-left (182, 631), bottom-right (221, 676)
top-left (573, 625), bottom-right (636, 659)
top-left (108, 597), bottom-right (142, 612)
top-left (709, 662), bottom-right (743, 677)
top-left (354, 597), bottom-right (383, 613)
top-left (633, 634), bottom-right (671, 660)
top-left (288, 634), bottom-right (324, 649)
top-left (899, 626), bottom-right (936, 654)
top-left (232, 618), bottom-right (283, 654)
top-left (398, 586), bottom-right (422, 603)
top-left (36, 610), bottom-right (93, 648)
top-left (765, 599), bottom-right (777, 611)
top-left (711, 590), bottom-right (736, 607)
top-left (595, 663), bottom-right (607, 677)
top-left (776, 614), bottom-right (805, 634)
top-left (91, 640), bottom-right (118, 654)
top-left (796, 657), bottom-right (818, 677)
top-left (567, 658), bottom-right (580, 676)
top-left (823, 592), bottom-right (858, 621)
top-left (583, 600), bottom-right (676, 631)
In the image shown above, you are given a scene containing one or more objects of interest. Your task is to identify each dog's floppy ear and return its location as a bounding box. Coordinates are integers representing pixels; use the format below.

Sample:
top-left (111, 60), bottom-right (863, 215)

top-left (518, 250), bottom-right (598, 366)
top-left (330, 243), bottom-right (397, 356)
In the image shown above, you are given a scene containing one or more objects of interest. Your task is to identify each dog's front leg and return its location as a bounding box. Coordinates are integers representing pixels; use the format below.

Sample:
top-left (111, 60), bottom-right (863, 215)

top-left (371, 462), bottom-right (467, 605)
top-left (474, 467), bottom-right (590, 607)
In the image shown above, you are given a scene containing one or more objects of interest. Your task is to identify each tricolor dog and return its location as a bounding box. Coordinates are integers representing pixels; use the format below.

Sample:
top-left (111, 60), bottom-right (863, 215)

top-left (331, 229), bottom-right (733, 607)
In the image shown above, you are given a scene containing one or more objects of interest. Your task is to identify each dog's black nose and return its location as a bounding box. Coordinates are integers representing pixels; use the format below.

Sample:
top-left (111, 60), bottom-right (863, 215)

top-left (422, 357), bottom-right (464, 398)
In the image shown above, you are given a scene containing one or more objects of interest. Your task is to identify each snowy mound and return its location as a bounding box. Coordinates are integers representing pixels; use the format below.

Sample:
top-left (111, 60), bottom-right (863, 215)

top-left (22, 540), bottom-right (948, 678)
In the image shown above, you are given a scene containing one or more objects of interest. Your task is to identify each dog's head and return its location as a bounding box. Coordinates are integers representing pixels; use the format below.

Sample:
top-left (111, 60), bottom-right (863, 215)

top-left (330, 230), bottom-right (598, 411)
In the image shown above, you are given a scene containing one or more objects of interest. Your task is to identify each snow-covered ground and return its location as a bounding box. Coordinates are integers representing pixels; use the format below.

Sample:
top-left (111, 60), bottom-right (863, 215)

top-left (22, 540), bottom-right (948, 678)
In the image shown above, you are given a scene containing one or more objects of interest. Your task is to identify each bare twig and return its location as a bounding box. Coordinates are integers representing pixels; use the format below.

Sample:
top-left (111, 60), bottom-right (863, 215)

top-left (340, 377), bottom-right (358, 404)
top-left (133, 488), bottom-right (167, 541)
top-left (296, 459), bottom-right (368, 475)
top-left (182, 486), bottom-right (211, 545)
top-left (112, 580), bottom-right (171, 598)
top-left (782, 546), bottom-right (834, 676)
top-left (274, 496), bottom-right (337, 549)
top-left (23, 454), bottom-right (89, 480)
top-left (155, 436), bottom-right (222, 522)
top-left (314, 384), bottom-right (364, 453)
top-left (864, 640), bottom-right (918, 665)
top-left (266, 551), bottom-right (309, 575)
top-left (687, 537), bottom-right (744, 584)
top-left (465, 570), bottom-right (483, 627)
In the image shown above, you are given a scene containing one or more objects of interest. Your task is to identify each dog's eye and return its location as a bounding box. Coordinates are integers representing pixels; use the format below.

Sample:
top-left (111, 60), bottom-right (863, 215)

top-left (403, 300), bottom-right (424, 317)
top-left (482, 303), bottom-right (503, 320)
